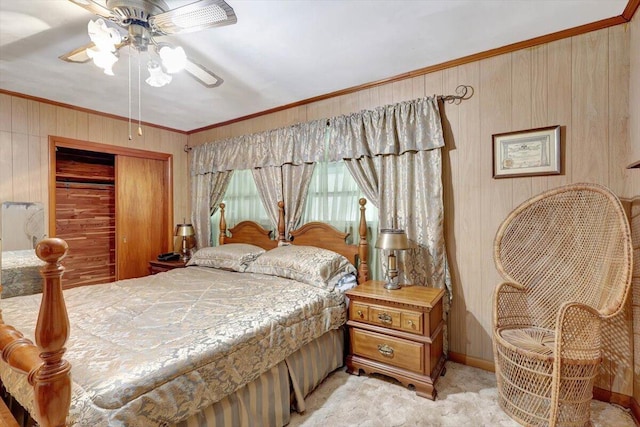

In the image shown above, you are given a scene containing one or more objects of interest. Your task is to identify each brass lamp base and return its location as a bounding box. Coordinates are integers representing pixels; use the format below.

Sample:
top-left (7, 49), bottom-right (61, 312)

top-left (384, 281), bottom-right (401, 290)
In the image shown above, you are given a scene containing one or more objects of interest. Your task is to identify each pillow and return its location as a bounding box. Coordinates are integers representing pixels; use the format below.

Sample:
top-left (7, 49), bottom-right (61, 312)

top-left (187, 243), bottom-right (266, 272)
top-left (245, 245), bottom-right (357, 290)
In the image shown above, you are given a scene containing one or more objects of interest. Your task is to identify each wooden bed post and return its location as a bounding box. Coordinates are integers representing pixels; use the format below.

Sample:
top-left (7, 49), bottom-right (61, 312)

top-left (219, 203), bottom-right (227, 245)
top-left (357, 198), bottom-right (369, 283)
top-left (277, 201), bottom-right (286, 243)
top-left (0, 238), bottom-right (71, 427)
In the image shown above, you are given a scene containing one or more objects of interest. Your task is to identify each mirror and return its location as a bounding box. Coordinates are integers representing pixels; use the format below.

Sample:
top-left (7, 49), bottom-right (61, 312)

top-left (1, 202), bottom-right (46, 298)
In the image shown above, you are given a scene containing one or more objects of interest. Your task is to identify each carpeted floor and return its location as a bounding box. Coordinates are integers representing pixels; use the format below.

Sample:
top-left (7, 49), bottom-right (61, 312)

top-left (289, 362), bottom-right (636, 427)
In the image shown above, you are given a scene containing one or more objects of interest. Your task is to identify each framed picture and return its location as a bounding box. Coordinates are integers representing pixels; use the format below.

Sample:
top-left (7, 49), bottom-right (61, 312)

top-left (492, 125), bottom-right (561, 178)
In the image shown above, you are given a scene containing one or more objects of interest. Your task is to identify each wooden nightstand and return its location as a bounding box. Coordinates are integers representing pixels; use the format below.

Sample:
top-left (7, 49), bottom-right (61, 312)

top-left (345, 280), bottom-right (446, 400)
top-left (148, 259), bottom-right (187, 275)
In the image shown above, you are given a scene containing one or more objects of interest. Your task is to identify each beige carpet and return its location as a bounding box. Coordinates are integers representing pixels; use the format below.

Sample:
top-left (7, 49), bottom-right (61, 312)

top-left (289, 362), bottom-right (636, 427)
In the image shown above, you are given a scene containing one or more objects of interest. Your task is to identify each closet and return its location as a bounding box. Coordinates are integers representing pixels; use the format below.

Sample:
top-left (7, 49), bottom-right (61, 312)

top-left (49, 137), bottom-right (173, 289)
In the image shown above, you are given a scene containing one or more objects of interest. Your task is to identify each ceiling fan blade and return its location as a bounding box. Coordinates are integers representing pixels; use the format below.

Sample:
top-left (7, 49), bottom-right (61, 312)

top-left (59, 42), bottom-right (95, 63)
top-left (59, 40), bottom-right (128, 63)
top-left (149, 0), bottom-right (237, 35)
top-left (68, 0), bottom-right (115, 19)
top-left (184, 58), bottom-right (223, 88)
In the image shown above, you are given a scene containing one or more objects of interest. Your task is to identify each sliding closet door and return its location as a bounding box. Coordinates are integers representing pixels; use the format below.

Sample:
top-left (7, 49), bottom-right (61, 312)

top-left (116, 155), bottom-right (170, 280)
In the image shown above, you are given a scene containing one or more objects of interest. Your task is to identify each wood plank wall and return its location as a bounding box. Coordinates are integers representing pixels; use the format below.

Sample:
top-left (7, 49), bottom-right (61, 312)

top-left (629, 6), bottom-right (640, 407)
top-left (631, 8), bottom-right (640, 164)
top-left (628, 199), bottom-right (640, 419)
top-left (188, 24), bottom-right (640, 396)
top-left (55, 154), bottom-right (116, 288)
top-left (0, 96), bottom-right (189, 250)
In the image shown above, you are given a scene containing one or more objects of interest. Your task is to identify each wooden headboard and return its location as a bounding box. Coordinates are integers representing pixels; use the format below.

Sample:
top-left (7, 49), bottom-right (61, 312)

top-left (289, 198), bottom-right (369, 284)
top-left (217, 201), bottom-right (283, 250)
top-left (218, 199), bottom-right (370, 284)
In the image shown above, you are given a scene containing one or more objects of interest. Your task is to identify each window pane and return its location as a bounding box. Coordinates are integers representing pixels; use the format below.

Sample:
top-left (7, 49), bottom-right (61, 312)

top-left (210, 170), bottom-right (269, 245)
top-left (302, 161), bottom-right (381, 280)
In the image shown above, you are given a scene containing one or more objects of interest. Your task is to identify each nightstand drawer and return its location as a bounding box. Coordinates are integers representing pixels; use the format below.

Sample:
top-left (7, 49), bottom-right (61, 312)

top-left (350, 302), bottom-right (369, 321)
top-left (351, 328), bottom-right (423, 373)
top-left (400, 311), bottom-right (423, 334)
top-left (369, 306), bottom-right (401, 328)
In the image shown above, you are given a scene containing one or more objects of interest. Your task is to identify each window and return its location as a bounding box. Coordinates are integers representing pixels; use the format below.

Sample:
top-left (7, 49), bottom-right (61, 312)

top-left (302, 161), bottom-right (380, 279)
top-left (211, 163), bottom-right (381, 279)
top-left (210, 169), bottom-right (269, 245)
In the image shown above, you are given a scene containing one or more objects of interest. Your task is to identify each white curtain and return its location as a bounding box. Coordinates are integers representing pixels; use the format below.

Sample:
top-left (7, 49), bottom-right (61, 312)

top-left (191, 97), bottom-right (449, 304)
top-left (192, 120), bottom-right (327, 242)
top-left (210, 170), bottom-right (270, 245)
top-left (302, 161), bottom-right (380, 279)
top-left (190, 171), bottom-right (232, 249)
top-left (329, 96), bottom-right (450, 350)
top-left (252, 163), bottom-right (315, 236)
top-left (329, 96), bottom-right (448, 290)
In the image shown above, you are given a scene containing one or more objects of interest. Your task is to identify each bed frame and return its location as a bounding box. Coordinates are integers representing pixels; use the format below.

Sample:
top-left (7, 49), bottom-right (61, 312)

top-left (219, 198), bottom-right (370, 283)
top-left (0, 199), bottom-right (369, 426)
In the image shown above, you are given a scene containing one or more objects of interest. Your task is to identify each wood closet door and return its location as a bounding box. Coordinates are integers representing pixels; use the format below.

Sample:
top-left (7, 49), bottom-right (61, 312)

top-left (116, 156), bottom-right (170, 280)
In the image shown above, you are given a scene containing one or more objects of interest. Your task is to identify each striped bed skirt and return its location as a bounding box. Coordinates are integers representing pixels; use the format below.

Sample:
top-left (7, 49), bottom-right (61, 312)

top-left (175, 327), bottom-right (345, 427)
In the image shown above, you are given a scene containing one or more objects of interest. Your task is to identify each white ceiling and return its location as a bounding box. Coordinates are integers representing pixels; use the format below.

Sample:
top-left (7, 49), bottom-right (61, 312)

top-left (0, 0), bottom-right (629, 132)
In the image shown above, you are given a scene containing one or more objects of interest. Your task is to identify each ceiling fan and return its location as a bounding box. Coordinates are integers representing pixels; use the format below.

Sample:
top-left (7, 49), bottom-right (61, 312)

top-left (60, 0), bottom-right (237, 88)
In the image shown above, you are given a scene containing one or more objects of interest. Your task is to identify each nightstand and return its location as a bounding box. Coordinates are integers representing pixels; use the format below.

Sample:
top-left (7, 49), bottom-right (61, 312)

top-left (345, 280), bottom-right (446, 400)
top-left (148, 259), bottom-right (187, 275)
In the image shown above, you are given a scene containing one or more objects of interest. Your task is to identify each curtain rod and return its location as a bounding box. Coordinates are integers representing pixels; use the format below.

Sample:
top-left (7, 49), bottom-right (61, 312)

top-left (438, 85), bottom-right (474, 104)
top-left (185, 84), bottom-right (474, 152)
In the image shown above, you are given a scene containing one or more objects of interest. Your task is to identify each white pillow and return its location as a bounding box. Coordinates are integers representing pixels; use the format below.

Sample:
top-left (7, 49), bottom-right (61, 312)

top-left (245, 245), bottom-right (356, 290)
top-left (187, 243), bottom-right (266, 272)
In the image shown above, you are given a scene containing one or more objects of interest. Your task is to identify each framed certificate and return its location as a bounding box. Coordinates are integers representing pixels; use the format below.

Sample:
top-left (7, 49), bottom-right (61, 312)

top-left (492, 125), bottom-right (561, 178)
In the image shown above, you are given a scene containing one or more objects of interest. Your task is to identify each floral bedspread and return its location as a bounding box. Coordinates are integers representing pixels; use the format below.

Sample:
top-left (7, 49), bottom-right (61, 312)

top-left (0, 266), bottom-right (346, 426)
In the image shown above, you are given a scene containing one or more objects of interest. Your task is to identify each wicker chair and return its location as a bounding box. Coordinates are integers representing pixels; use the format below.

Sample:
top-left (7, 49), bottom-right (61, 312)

top-left (492, 183), bottom-right (632, 427)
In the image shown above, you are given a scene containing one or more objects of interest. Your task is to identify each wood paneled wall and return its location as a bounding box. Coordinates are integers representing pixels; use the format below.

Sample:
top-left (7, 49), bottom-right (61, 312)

top-left (189, 25), bottom-right (640, 395)
top-left (628, 199), bottom-right (640, 418)
top-left (0, 95), bottom-right (189, 240)
top-left (631, 9), bottom-right (640, 164)
top-left (630, 4), bottom-right (640, 416)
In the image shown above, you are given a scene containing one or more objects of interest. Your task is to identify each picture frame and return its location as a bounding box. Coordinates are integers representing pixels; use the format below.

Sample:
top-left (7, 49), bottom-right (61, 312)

top-left (492, 125), bottom-right (561, 178)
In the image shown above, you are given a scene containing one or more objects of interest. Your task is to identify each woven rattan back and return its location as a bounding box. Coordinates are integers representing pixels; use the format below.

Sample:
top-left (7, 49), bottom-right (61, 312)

top-left (494, 183), bottom-right (632, 330)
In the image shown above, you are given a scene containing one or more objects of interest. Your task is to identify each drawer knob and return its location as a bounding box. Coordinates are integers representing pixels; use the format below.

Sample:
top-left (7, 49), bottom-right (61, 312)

top-left (377, 313), bottom-right (393, 324)
top-left (407, 320), bottom-right (414, 326)
top-left (377, 344), bottom-right (394, 357)
top-left (356, 310), bottom-right (364, 318)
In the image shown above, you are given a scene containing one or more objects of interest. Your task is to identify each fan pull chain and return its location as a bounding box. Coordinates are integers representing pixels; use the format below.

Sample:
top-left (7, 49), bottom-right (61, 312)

top-left (128, 45), bottom-right (132, 140)
top-left (138, 50), bottom-right (142, 137)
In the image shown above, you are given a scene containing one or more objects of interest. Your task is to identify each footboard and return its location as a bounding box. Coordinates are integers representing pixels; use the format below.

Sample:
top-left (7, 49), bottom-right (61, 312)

top-left (0, 238), bottom-right (71, 427)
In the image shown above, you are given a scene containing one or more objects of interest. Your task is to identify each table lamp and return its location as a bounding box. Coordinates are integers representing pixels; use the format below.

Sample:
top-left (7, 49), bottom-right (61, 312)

top-left (375, 229), bottom-right (410, 290)
top-left (175, 223), bottom-right (195, 261)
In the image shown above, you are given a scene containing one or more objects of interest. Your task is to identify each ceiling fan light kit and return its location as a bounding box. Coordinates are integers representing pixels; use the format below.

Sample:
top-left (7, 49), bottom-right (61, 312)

top-left (146, 60), bottom-right (171, 87)
top-left (86, 18), bottom-right (121, 75)
top-left (158, 45), bottom-right (186, 74)
top-left (63, 0), bottom-right (237, 88)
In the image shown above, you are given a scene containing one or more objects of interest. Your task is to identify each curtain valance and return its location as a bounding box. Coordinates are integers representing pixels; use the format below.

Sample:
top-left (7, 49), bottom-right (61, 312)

top-left (191, 119), bottom-right (327, 176)
top-left (329, 96), bottom-right (444, 160)
top-left (191, 96), bottom-right (444, 176)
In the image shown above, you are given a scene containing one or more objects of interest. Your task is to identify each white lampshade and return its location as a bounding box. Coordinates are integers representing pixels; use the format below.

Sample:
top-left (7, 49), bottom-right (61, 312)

top-left (86, 47), bottom-right (118, 75)
top-left (159, 46), bottom-right (187, 74)
top-left (87, 18), bottom-right (121, 52)
top-left (146, 61), bottom-right (172, 87)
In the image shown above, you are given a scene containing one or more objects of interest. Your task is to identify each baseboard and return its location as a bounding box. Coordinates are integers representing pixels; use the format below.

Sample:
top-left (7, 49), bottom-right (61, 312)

top-left (447, 351), bottom-right (495, 373)
top-left (593, 386), bottom-right (633, 408)
top-left (631, 397), bottom-right (640, 427)
top-left (448, 352), bottom-right (640, 426)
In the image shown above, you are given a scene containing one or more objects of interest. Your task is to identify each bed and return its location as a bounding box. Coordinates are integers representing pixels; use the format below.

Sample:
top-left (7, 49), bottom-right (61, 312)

top-left (1, 249), bottom-right (46, 299)
top-left (0, 199), bottom-right (370, 427)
